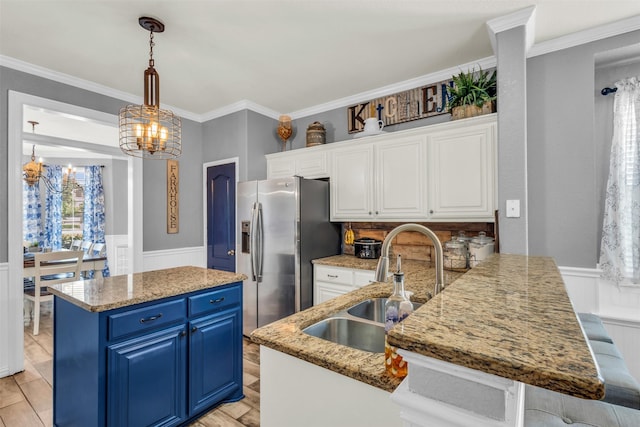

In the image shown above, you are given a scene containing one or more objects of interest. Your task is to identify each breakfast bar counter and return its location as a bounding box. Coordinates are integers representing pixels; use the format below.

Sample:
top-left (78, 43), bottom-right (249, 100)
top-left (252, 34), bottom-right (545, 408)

top-left (252, 254), bottom-right (604, 399)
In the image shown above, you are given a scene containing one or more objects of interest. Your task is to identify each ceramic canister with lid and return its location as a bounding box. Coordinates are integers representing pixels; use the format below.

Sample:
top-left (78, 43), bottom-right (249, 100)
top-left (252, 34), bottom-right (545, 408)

top-left (468, 231), bottom-right (495, 267)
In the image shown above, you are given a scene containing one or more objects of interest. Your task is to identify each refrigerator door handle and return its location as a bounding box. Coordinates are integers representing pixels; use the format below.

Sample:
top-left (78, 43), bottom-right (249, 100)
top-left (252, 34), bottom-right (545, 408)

top-left (250, 202), bottom-right (259, 282)
top-left (255, 202), bottom-right (264, 282)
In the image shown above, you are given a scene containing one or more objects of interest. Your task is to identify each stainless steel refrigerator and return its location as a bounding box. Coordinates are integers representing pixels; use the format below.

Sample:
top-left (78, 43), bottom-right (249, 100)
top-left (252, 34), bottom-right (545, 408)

top-left (237, 177), bottom-right (340, 336)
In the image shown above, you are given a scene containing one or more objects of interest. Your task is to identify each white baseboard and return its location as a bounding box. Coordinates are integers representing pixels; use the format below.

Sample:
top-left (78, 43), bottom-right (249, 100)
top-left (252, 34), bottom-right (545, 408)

top-left (142, 246), bottom-right (206, 271)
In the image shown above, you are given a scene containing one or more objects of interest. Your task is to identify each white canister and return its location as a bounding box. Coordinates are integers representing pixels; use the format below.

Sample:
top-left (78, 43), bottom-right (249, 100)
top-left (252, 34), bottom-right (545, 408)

top-left (468, 232), bottom-right (495, 267)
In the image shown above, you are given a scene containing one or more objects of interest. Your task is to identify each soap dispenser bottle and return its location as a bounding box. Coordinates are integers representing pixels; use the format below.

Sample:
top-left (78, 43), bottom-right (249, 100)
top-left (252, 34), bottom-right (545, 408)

top-left (384, 255), bottom-right (413, 378)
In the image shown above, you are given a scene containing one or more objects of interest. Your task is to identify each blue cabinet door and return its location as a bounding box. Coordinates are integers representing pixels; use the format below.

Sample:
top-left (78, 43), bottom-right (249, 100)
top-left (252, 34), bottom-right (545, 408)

top-left (189, 308), bottom-right (243, 414)
top-left (108, 325), bottom-right (187, 427)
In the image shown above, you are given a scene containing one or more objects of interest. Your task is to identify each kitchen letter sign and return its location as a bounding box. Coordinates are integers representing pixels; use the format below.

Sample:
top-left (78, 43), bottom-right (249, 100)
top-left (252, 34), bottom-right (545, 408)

top-left (167, 160), bottom-right (179, 234)
top-left (347, 78), bottom-right (454, 133)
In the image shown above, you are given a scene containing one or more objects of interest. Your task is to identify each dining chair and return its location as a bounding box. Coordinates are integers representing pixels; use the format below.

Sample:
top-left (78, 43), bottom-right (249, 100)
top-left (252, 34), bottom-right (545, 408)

top-left (24, 250), bottom-right (83, 335)
top-left (91, 242), bottom-right (106, 257)
top-left (70, 239), bottom-right (82, 250)
top-left (80, 240), bottom-right (93, 254)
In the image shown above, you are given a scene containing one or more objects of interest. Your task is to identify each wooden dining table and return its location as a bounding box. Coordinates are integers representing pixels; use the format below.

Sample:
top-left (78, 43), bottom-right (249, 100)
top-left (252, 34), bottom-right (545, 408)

top-left (23, 251), bottom-right (107, 279)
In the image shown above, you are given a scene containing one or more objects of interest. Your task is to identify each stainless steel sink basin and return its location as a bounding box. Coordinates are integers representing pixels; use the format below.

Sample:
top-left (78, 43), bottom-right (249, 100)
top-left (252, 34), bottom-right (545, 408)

top-left (347, 298), bottom-right (422, 323)
top-left (303, 317), bottom-right (385, 353)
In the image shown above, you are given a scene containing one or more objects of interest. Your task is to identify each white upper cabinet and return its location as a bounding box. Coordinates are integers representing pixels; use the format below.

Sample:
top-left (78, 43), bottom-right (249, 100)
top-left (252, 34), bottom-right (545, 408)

top-left (266, 146), bottom-right (330, 179)
top-left (329, 144), bottom-right (375, 220)
top-left (266, 114), bottom-right (497, 222)
top-left (329, 134), bottom-right (427, 221)
top-left (427, 118), bottom-right (496, 221)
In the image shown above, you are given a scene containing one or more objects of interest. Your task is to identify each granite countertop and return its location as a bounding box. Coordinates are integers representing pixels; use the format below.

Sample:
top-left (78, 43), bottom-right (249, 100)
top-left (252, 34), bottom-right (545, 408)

top-left (252, 256), bottom-right (463, 392)
top-left (388, 254), bottom-right (604, 400)
top-left (47, 266), bottom-right (247, 312)
top-left (252, 254), bottom-right (604, 400)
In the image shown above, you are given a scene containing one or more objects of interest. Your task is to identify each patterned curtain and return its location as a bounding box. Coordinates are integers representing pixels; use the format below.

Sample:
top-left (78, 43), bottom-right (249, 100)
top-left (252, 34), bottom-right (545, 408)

top-left (23, 180), bottom-right (43, 248)
top-left (599, 76), bottom-right (640, 286)
top-left (83, 166), bottom-right (110, 277)
top-left (43, 165), bottom-right (63, 250)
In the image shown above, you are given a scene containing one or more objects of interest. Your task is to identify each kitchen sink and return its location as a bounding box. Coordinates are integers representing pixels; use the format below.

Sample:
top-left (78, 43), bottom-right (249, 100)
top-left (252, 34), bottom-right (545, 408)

top-left (303, 317), bottom-right (385, 353)
top-left (347, 298), bottom-right (422, 323)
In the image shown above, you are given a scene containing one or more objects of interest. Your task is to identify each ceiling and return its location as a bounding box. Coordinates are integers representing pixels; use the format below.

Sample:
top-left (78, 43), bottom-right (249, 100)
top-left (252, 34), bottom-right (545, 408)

top-left (2, 1), bottom-right (640, 119)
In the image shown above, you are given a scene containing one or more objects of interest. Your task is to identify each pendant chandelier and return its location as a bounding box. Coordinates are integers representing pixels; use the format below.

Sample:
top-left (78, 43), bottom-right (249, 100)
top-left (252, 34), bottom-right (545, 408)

top-left (22, 121), bottom-right (76, 194)
top-left (119, 16), bottom-right (182, 159)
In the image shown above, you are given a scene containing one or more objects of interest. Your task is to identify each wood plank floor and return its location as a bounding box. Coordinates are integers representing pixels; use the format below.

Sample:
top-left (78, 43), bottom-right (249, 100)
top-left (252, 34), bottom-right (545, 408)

top-left (0, 312), bottom-right (261, 427)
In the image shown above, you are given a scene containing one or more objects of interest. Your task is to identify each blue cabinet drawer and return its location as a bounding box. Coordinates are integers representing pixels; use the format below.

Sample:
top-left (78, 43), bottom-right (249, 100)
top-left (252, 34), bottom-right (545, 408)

top-left (108, 299), bottom-right (187, 341)
top-left (189, 285), bottom-right (240, 317)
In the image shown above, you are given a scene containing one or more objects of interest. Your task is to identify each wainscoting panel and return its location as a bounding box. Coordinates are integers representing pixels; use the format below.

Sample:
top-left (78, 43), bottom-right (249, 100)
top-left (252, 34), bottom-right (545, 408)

top-left (142, 246), bottom-right (206, 271)
top-left (560, 265), bottom-right (640, 382)
top-left (0, 262), bottom-right (9, 377)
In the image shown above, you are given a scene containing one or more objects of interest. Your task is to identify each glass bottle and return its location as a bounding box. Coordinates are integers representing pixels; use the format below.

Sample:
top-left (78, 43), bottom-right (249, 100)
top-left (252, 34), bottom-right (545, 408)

top-left (384, 255), bottom-right (413, 378)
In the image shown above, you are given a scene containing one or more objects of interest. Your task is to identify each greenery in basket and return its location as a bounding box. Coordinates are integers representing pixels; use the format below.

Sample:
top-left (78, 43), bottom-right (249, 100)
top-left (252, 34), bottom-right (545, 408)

top-left (447, 67), bottom-right (496, 111)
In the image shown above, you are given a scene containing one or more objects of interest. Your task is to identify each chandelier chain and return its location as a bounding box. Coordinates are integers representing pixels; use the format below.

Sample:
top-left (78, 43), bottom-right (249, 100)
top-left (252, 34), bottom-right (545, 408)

top-left (149, 30), bottom-right (155, 67)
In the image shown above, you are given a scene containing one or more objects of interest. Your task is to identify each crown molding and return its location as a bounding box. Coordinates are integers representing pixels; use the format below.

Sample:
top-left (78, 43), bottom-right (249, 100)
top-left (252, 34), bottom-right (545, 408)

top-left (486, 6), bottom-right (536, 54)
top-left (0, 55), bottom-right (202, 122)
top-left (3, 11), bottom-right (640, 124)
top-left (199, 99), bottom-right (281, 122)
top-left (287, 56), bottom-right (497, 120)
top-left (528, 14), bottom-right (640, 58)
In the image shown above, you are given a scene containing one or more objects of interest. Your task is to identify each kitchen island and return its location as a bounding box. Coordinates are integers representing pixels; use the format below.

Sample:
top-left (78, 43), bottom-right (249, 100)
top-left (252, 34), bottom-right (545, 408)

top-left (251, 254), bottom-right (604, 426)
top-left (47, 266), bottom-right (246, 427)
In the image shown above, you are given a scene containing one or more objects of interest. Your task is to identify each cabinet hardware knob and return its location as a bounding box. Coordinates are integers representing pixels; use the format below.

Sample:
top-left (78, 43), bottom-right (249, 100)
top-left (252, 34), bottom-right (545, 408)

top-left (191, 326), bottom-right (198, 333)
top-left (139, 313), bottom-right (163, 324)
top-left (369, 211), bottom-right (372, 215)
top-left (210, 297), bottom-right (225, 304)
top-left (180, 331), bottom-right (187, 338)
top-left (430, 210), bottom-right (434, 214)
top-left (375, 211), bottom-right (379, 215)
top-left (227, 249), bottom-right (235, 256)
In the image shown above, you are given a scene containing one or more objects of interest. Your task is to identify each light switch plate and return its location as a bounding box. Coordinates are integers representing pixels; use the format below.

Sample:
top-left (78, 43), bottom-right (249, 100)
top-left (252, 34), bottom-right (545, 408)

top-left (506, 200), bottom-right (520, 218)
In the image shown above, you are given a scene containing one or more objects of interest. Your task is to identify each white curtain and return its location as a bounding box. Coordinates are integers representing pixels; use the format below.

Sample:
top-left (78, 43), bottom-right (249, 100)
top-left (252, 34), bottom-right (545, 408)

top-left (599, 76), bottom-right (640, 286)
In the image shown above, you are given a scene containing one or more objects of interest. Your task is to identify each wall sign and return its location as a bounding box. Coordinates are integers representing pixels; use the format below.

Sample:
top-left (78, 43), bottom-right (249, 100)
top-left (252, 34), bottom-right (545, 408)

top-left (167, 159), bottom-right (179, 234)
top-left (347, 78), bottom-right (454, 133)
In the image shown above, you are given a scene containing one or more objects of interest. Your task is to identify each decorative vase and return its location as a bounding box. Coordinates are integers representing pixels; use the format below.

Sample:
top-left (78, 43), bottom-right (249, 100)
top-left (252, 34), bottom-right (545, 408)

top-left (306, 122), bottom-right (326, 147)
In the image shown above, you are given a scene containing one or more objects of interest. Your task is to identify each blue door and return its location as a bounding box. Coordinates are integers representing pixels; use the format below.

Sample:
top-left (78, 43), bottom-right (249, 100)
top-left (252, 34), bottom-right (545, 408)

top-left (207, 163), bottom-right (236, 272)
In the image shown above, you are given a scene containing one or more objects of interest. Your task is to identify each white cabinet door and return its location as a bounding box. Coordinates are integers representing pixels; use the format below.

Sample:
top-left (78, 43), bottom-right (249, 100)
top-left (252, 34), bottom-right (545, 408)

top-left (427, 121), bottom-right (496, 221)
top-left (330, 145), bottom-right (375, 220)
top-left (353, 270), bottom-right (376, 287)
top-left (266, 150), bottom-right (329, 179)
top-left (267, 156), bottom-right (296, 179)
top-left (375, 136), bottom-right (427, 219)
top-left (315, 281), bottom-right (357, 305)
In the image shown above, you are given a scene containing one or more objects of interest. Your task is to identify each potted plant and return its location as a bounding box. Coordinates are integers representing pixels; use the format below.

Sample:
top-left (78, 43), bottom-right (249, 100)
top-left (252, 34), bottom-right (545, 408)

top-left (447, 67), bottom-right (496, 120)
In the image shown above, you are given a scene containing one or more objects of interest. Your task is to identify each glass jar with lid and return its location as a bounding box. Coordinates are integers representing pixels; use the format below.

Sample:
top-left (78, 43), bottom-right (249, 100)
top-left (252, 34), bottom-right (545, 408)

top-left (443, 234), bottom-right (469, 271)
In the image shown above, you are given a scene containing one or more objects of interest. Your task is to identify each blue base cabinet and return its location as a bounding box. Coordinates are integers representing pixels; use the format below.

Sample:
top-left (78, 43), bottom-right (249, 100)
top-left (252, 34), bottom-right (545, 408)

top-left (53, 282), bottom-right (243, 427)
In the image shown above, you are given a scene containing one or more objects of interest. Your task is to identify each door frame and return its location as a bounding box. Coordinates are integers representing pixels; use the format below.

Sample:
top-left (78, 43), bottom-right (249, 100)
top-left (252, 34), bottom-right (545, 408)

top-left (202, 158), bottom-right (239, 272)
top-left (6, 91), bottom-right (143, 375)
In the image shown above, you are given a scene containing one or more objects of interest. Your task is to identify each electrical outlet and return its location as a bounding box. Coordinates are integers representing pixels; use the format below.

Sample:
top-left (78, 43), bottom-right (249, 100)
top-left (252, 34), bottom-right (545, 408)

top-left (506, 200), bottom-right (520, 218)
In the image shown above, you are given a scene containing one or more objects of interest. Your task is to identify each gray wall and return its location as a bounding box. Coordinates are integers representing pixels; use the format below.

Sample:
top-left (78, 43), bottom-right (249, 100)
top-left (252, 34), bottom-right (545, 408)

top-left (202, 110), bottom-right (280, 181)
top-left (142, 118), bottom-right (203, 251)
top-left (1, 65), bottom-right (204, 260)
top-left (527, 30), bottom-right (640, 267)
top-left (496, 26), bottom-right (528, 255)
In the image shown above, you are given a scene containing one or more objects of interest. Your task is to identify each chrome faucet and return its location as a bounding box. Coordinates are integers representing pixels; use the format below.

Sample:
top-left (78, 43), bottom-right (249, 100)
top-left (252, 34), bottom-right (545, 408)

top-left (375, 224), bottom-right (444, 299)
